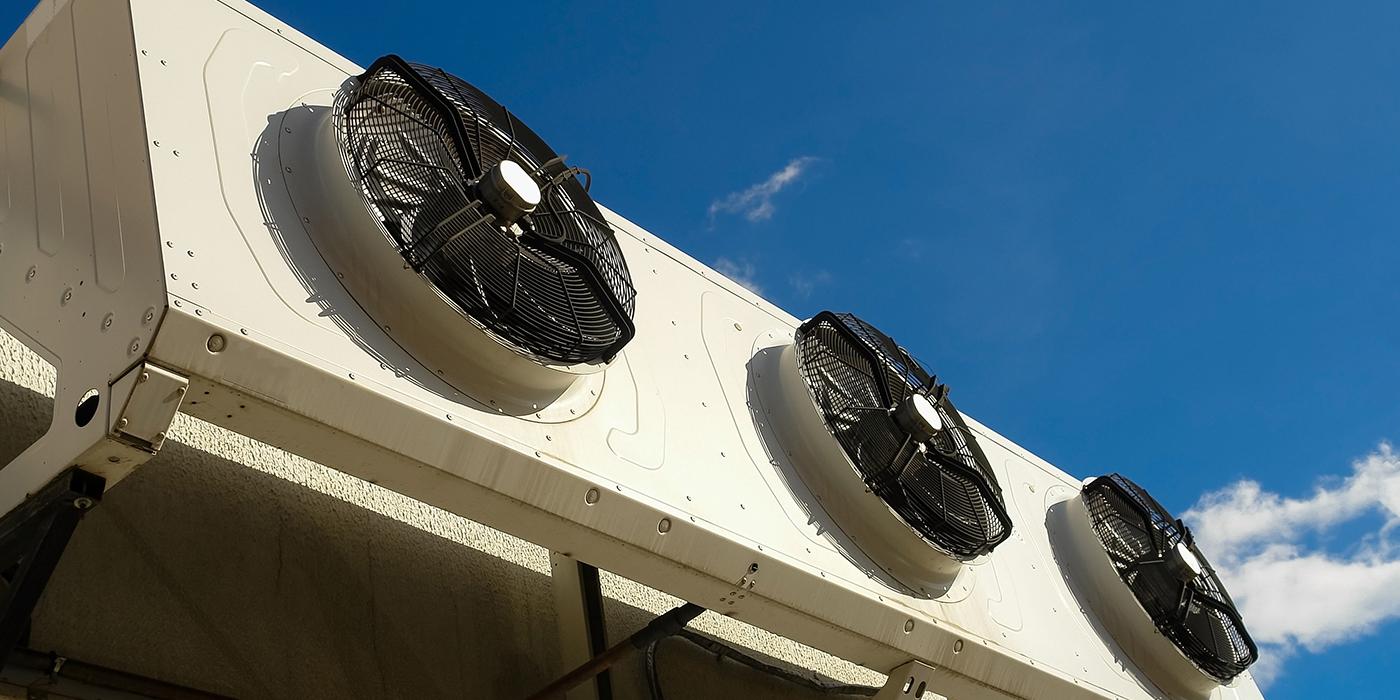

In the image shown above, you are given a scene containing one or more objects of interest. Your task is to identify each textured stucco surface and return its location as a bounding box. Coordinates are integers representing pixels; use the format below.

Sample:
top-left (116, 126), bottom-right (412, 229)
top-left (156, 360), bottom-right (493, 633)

top-left (0, 328), bottom-right (885, 698)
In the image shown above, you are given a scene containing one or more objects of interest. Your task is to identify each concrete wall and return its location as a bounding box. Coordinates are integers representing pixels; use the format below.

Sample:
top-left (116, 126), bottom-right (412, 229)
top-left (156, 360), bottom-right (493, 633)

top-left (1, 328), bottom-right (887, 699)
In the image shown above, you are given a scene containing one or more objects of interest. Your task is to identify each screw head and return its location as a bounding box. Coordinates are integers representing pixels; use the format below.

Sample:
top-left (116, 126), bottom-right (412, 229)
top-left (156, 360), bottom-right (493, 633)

top-left (118, 418), bottom-right (129, 430)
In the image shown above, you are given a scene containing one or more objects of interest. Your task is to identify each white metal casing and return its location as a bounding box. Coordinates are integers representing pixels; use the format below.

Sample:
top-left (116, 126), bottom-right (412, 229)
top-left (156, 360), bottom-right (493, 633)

top-left (0, 2), bottom-right (1267, 699)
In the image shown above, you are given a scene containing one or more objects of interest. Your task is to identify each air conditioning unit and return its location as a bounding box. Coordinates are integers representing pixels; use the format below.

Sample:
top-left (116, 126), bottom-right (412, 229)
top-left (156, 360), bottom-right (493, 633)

top-left (0, 1), bottom-right (1264, 698)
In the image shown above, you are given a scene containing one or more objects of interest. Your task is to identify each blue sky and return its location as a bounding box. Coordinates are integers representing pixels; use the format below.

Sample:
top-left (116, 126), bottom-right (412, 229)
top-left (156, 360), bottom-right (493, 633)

top-left (8, 1), bottom-right (1398, 696)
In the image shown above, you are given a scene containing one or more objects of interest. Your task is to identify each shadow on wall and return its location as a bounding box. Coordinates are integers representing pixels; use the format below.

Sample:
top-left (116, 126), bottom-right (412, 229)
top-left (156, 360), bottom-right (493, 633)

top-left (0, 378), bottom-right (875, 700)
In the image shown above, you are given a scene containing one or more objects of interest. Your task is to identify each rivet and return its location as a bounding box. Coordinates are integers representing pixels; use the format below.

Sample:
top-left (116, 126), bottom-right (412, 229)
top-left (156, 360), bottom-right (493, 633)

top-left (61, 288), bottom-right (72, 305)
top-left (206, 334), bottom-right (226, 353)
top-left (129, 340), bottom-right (140, 354)
top-left (191, 282), bottom-right (199, 289)
top-left (733, 322), bottom-right (742, 331)
top-left (545, 434), bottom-right (553, 441)
top-left (25, 266), bottom-right (36, 281)
top-left (102, 313), bottom-right (114, 330)
top-left (144, 310), bottom-right (155, 324)
top-left (138, 372), bottom-right (149, 384)
top-left (904, 620), bottom-right (915, 633)
top-left (186, 250), bottom-right (195, 257)
top-left (953, 640), bottom-right (964, 653)
top-left (172, 150), bottom-right (180, 157)
top-left (240, 328), bottom-right (249, 335)
top-left (585, 488), bottom-right (600, 505)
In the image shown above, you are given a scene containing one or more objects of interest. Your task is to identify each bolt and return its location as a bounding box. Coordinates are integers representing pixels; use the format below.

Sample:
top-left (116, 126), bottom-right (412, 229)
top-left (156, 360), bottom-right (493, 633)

top-left (73, 497), bottom-right (96, 510)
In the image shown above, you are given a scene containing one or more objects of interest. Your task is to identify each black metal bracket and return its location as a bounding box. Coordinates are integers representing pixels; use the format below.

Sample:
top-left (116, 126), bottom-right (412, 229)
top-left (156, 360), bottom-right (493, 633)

top-left (0, 468), bottom-right (104, 667)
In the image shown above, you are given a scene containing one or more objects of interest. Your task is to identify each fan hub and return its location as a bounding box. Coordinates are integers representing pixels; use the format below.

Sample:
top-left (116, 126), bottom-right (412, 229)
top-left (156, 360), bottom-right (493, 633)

top-left (478, 159), bottom-right (541, 227)
top-left (893, 392), bottom-right (944, 442)
top-left (1169, 540), bottom-right (1204, 581)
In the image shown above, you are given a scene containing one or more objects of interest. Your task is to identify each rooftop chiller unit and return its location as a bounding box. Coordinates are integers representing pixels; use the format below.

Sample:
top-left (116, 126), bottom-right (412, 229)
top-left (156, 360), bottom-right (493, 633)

top-left (0, 1), bottom-right (1263, 698)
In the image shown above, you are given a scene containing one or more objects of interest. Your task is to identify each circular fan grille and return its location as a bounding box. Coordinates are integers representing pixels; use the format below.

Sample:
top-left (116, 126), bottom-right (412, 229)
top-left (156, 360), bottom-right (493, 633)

top-left (1083, 474), bottom-right (1258, 682)
top-left (794, 312), bottom-right (1012, 559)
top-left (334, 55), bottom-right (635, 365)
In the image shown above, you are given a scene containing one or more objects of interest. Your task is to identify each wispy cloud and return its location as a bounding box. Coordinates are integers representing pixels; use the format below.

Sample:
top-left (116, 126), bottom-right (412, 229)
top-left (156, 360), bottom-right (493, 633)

top-left (789, 269), bottom-right (832, 299)
top-left (714, 257), bottom-right (763, 295)
top-left (1183, 443), bottom-right (1400, 687)
top-left (708, 157), bottom-right (818, 224)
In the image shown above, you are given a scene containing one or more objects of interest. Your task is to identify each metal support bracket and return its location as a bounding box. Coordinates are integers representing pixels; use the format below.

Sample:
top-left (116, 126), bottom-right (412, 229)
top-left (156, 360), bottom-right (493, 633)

top-left (0, 360), bottom-right (187, 521)
top-left (875, 660), bottom-right (938, 700)
top-left (550, 552), bottom-right (611, 700)
top-left (0, 469), bottom-right (105, 668)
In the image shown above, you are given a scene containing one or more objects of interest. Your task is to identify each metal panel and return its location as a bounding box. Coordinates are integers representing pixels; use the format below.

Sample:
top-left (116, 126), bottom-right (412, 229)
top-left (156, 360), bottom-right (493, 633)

top-left (0, 0), bottom-right (168, 519)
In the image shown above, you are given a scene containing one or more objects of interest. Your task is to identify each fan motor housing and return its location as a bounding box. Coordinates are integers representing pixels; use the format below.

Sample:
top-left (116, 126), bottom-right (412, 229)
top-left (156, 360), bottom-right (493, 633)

top-left (1055, 477), bottom-right (1257, 698)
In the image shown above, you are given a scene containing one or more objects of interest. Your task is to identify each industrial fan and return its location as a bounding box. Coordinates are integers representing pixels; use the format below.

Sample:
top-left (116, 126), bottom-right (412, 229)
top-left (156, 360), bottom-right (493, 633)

top-left (758, 311), bottom-right (1012, 596)
top-left (334, 54), bottom-right (634, 364)
top-left (1060, 474), bottom-right (1257, 697)
top-left (296, 55), bottom-right (636, 411)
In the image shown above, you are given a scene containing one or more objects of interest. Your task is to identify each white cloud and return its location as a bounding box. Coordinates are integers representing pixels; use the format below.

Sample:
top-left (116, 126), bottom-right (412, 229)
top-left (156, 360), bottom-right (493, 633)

top-left (1183, 443), bottom-right (1400, 687)
top-left (789, 270), bottom-right (833, 299)
top-left (713, 257), bottom-right (763, 295)
top-left (708, 157), bottom-right (818, 223)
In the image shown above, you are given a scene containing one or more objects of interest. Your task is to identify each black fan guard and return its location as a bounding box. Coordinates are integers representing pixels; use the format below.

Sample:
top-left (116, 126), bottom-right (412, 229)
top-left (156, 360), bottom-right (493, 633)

top-left (794, 311), bottom-right (1012, 559)
top-left (333, 55), bottom-right (636, 365)
top-left (1082, 474), bottom-right (1258, 682)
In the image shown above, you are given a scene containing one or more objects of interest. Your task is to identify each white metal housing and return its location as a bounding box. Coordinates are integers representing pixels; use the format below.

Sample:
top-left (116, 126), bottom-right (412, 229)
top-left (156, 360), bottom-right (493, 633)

top-left (0, 2), bottom-right (1266, 699)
